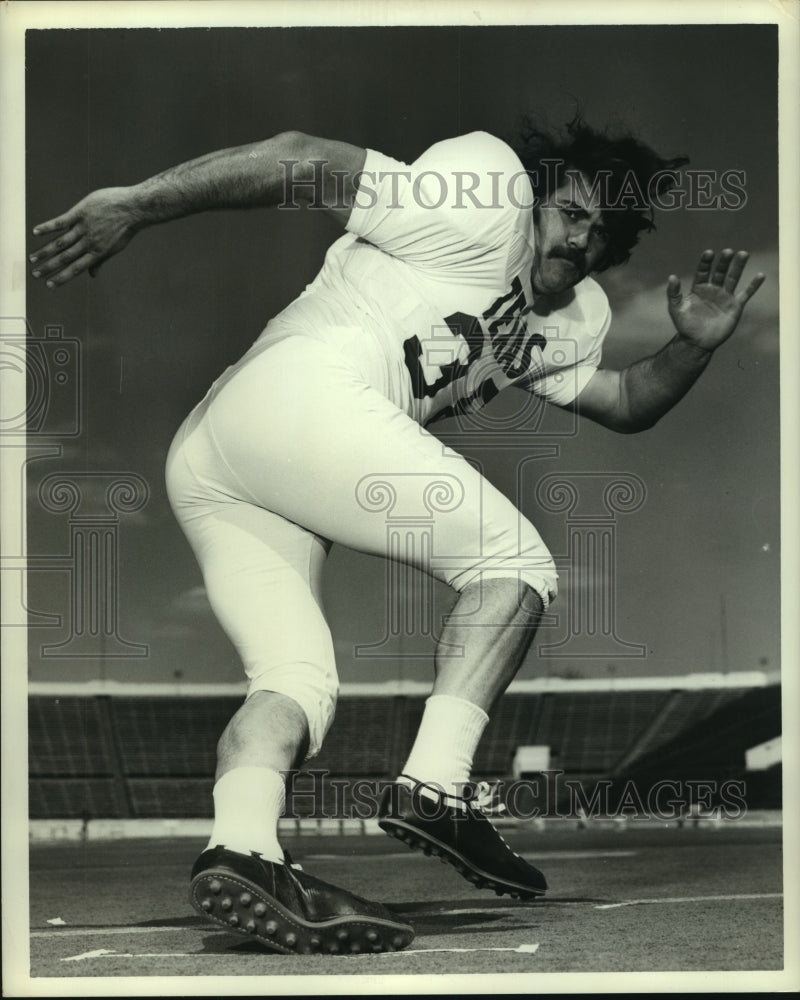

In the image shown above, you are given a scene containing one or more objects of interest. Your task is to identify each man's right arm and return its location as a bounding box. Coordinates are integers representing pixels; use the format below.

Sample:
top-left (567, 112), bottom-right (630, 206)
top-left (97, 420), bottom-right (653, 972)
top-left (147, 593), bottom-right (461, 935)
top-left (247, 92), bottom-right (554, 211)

top-left (29, 132), bottom-right (366, 287)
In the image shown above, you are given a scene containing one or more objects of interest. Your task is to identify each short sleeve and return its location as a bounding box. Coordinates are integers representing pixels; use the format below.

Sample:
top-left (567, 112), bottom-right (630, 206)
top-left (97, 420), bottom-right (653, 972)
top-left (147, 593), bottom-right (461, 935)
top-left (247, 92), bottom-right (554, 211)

top-left (525, 286), bottom-right (612, 407)
top-left (346, 132), bottom-right (530, 269)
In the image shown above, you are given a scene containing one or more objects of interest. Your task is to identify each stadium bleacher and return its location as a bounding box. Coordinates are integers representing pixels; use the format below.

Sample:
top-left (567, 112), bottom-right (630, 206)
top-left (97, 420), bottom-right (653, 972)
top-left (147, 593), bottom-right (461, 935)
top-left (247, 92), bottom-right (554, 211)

top-left (111, 697), bottom-right (235, 777)
top-left (29, 696), bottom-right (115, 778)
top-left (618, 687), bottom-right (746, 768)
top-left (533, 689), bottom-right (670, 774)
top-left (622, 684), bottom-right (782, 777)
top-left (28, 677), bottom-right (782, 820)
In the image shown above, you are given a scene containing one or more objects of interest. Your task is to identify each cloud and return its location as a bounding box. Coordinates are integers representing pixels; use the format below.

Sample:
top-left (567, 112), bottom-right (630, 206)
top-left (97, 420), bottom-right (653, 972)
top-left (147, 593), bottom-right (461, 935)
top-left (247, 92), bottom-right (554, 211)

top-left (149, 584), bottom-right (216, 639)
top-left (170, 585), bottom-right (213, 617)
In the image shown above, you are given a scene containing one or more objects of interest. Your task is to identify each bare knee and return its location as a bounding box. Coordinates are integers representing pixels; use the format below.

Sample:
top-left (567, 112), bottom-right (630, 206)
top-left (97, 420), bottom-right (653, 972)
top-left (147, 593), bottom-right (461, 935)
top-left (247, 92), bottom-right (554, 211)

top-left (458, 577), bottom-right (544, 626)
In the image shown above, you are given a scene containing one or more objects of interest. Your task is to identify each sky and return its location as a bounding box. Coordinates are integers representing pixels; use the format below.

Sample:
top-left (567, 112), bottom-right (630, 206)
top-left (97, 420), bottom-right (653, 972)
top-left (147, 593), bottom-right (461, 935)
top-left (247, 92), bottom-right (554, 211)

top-left (17, 21), bottom-right (782, 688)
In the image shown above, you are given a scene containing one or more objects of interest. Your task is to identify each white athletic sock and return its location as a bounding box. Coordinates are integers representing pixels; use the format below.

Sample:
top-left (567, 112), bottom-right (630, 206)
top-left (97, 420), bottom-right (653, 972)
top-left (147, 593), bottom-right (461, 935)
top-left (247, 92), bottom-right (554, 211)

top-left (205, 766), bottom-right (285, 862)
top-left (400, 694), bottom-right (489, 801)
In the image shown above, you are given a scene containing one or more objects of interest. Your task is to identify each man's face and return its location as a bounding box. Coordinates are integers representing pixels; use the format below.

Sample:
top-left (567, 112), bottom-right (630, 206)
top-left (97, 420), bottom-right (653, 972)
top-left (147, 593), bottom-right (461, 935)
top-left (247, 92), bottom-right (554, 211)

top-left (531, 169), bottom-right (610, 296)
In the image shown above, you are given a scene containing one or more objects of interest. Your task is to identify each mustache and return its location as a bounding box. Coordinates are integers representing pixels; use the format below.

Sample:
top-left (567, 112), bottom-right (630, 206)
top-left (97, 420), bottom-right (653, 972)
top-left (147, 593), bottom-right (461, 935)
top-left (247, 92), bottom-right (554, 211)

top-left (548, 246), bottom-right (586, 269)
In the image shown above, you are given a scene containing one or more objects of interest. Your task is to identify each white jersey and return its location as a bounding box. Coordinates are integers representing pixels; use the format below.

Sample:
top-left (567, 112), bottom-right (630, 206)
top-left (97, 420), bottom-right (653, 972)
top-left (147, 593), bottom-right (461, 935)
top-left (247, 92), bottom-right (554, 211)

top-left (270, 131), bottom-right (611, 427)
top-left (170, 134), bottom-right (572, 745)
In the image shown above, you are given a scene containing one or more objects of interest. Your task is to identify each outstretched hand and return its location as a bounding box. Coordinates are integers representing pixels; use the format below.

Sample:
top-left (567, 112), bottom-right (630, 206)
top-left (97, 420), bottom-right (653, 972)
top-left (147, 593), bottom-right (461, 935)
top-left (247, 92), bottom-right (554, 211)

top-left (666, 249), bottom-right (765, 352)
top-left (29, 187), bottom-right (141, 288)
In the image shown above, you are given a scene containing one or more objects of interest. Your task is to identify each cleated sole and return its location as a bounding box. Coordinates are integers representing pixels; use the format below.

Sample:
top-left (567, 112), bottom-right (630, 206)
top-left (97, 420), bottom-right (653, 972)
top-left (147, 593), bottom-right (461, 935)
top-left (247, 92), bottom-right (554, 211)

top-left (378, 818), bottom-right (546, 901)
top-left (190, 868), bottom-right (414, 955)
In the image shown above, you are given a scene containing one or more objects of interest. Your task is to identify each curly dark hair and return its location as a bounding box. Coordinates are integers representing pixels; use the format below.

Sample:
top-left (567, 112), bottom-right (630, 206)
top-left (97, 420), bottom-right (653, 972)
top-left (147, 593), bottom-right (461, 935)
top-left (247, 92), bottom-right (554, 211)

top-left (511, 114), bottom-right (689, 271)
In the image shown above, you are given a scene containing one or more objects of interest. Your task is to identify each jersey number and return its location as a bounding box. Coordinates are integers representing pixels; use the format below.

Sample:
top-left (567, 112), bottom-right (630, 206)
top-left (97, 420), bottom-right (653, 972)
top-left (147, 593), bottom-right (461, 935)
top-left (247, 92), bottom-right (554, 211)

top-left (402, 276), bottom-right (547, 404)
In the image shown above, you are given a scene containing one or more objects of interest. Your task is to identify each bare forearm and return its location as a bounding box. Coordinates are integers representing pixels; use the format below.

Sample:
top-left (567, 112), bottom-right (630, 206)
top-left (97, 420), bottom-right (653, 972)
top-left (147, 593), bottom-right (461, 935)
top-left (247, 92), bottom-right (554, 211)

top-left (126, 131), bottom-right (308, 227)
top-left (30, 131), bottom-right (365, 287)
top-left (620, 334), bottom-right (713, 430)
top-left (572, 334), bottom-right (715, 433)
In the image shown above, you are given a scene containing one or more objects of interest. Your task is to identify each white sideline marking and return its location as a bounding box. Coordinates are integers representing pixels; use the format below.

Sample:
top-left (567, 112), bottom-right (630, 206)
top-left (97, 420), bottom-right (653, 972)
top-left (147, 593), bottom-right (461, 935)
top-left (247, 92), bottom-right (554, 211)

top-left (380, 943), bottom-right (540, 957)
top-left (39, 912), bottom-right (535, 939)
top-left (63, 949), bottom-right (116, 963)
top-left (61, 943), bottom-right (541, 962)
top-left (304, 850), bottom-right (637, 861)
top-left (64, 952), bottom-right (212, 962)
top-left (524, 851), bottom-right (637, 860)
top-left (596, 892), bottom-right (783, 910)
top-left (33, 925), bottom-right (198, 939)
top-left (402, 905), bottom-right (541, 917)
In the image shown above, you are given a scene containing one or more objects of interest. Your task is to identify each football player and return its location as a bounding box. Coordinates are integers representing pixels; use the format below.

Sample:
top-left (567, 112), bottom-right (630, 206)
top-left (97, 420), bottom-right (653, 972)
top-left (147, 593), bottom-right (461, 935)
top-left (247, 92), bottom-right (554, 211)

top-left (30, 119), bottom-right (764, 955)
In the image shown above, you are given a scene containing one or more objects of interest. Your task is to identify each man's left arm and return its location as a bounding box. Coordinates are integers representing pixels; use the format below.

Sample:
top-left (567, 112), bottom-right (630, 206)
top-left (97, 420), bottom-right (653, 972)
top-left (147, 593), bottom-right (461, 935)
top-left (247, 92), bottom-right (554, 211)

top-left (569, 249), bottom-right (765, 433)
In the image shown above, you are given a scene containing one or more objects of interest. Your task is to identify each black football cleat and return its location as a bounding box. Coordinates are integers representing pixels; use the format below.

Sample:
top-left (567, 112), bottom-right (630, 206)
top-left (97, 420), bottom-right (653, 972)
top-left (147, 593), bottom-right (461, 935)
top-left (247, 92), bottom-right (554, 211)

top-left (190, 846), bottom-right (414, 954)
top-left (378, 775), bottom-right (547, 901)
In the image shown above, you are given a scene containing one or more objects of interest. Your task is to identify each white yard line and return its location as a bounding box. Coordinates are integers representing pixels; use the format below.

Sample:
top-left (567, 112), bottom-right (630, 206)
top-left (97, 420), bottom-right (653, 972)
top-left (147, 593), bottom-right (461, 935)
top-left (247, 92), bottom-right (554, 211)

top-left (41, 887), bottom-right (782, 959)
top-left (304, 850), bottom-right (637, 861)
top-left (63, 951), bottom-right (223, 962)
top-left (595, 892), bottom-right (783, 910)
top-left (62, 949), bottom-right (117, 962)
top-left (378, 943), bottom-right (540, 957)
top-left (34, 906), bottom-right (540, 941)
top-left (61, 943), bottom-right (541, 962)
top-left (402, 906), bottom-right (530, 917)
top-left (32, 925), bottom-right (199, 939)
